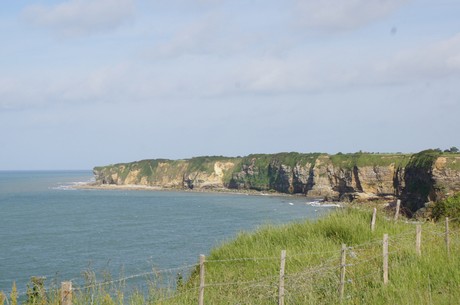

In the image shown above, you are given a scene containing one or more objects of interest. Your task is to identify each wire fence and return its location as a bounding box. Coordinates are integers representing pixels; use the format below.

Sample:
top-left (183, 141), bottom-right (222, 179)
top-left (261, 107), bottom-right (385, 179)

top-left (1, 216), bottom-right (458, 305)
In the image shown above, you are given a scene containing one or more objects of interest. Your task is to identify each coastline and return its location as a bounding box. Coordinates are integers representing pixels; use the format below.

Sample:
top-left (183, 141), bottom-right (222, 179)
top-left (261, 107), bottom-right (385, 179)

top-left (73, 182), bottom-right (347, 210)
top-left (74, 182), bottom-right (323, 199)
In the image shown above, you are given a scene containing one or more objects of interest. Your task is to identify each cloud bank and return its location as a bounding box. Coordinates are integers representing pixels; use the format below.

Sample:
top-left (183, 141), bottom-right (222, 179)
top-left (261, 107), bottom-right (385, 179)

top-left (3, 30), bottom-right (460, 112)
top-left (294, 0), bottom-right (410, 31)
top-left (23, 0), bottom-right (135, 36)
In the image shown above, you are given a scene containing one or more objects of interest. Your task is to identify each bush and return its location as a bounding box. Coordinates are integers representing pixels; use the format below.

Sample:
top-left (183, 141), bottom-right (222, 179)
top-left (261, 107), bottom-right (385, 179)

top-left (432, 192), bottom-right (460, 221)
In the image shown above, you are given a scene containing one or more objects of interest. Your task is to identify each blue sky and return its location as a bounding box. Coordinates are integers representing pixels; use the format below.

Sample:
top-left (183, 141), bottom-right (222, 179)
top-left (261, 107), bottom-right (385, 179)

top-left (1, 0), bottom-right (460, 170)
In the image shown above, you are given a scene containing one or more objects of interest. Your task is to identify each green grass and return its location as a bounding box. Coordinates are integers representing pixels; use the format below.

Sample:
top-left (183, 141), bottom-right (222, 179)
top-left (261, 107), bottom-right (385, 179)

top-left (3, 208), bottom-right (459, 304)
top-left (186, 210), bottom-right (460, 304)
top-left (152, 208), bottom-right (459, 304)
top-left (406, 149), bottom-right (442, 169)
top-left (165, 208), bottom-right (460, 305)
top-left (329, 152), bottom-right (410, 169)
top-left (444, 154), bottom-right (460, 171)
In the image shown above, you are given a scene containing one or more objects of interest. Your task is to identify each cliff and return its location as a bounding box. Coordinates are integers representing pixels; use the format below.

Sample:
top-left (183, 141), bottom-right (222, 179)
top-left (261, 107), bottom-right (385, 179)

top-left (401, 150), bottom-right (460, 212)
top-left (93, 151), bottom-right (460, 213)
top-left (93, 156), bottom-right (239, 189)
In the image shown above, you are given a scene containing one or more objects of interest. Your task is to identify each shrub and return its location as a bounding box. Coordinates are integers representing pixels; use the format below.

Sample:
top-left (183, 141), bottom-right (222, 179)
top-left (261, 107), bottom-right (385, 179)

top-left (432, 192), bottom-right (460, 221)
top-left (25, 277), bottom-right (47, 305)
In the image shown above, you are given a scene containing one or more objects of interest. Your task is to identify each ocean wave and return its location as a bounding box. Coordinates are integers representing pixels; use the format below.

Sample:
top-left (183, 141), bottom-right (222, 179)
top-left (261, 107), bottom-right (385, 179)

top-left (305, 200), bottom-right (341, 208)
top-left (50, 178), bottom-right (95, 191)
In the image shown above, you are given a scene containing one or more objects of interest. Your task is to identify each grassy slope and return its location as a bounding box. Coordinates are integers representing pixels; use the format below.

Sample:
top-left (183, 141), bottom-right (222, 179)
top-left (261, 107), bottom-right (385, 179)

top-left (166, 208), bottom-right (460, 305)
top-left (329, 153), bottom-right (410, 169)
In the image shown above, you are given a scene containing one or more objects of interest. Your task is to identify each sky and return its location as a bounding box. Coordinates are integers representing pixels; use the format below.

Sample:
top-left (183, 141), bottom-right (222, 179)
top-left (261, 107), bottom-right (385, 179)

top-left (1, 0), bottom-right (460, 170)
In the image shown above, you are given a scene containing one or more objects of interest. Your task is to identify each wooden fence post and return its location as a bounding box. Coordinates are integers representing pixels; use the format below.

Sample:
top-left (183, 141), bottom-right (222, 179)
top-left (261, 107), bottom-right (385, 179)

top-left (394, 200), bottom-right (401, 221)
top-left (383, 234), bottom-right (389, 285)
top-left (278, 250), bottom-right (286, 305)
top-left (339, 244), bottom-right (347, 301)
top-left (445, 217), bottom-right (450, 257)
top-left (60, 281), bottom-right (72, 305)
top-left (371, 208), bottom-right (377, 232)
top-left (416, 225), bottom-right (422, 256)
top-left (199, 254), bottom-right (205, 305)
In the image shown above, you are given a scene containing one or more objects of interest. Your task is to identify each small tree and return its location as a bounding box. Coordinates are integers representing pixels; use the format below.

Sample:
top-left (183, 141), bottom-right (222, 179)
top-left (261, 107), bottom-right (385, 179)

top-left (444, 146), bottom-right (459, 153)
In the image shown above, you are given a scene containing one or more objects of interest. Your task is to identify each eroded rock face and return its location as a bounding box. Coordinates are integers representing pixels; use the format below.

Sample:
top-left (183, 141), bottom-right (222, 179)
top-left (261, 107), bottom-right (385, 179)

top-left (307, 156), bottom-right (339, 199)
top-left (268, 162), bottom-right (295, 193)
top-left (305, 156), bottom-right (400, 201)
top-left (432, 157), bottom-right (460, 197)
top-left (292, 163), bottom-right (312, 194)
top-left (156, 162), bottom-right (188, 188)
top-left (93, 156), bottom-right (402, 199)
top-left (227, 158), bottom-right (258, 190)
top-left (229, 158), bottom-right (314, 193)
top-left (124, 169), bottom-right (141, 185)
top-left (183, 161), bottom-right (236, 189)
top-left (356, 165), bottom-right (396, 195)
top-left (94, 160), bottom-right (236, 190)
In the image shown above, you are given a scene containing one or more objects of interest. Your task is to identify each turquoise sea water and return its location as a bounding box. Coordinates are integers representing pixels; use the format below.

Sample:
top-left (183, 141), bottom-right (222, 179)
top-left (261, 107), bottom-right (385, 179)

top-left (0, 171), bottom-right (331, 293)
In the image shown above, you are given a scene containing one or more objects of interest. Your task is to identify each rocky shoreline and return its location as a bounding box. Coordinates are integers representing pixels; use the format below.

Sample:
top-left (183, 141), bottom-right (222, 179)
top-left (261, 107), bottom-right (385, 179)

top-left (74, 181), bottom-right (323, 199)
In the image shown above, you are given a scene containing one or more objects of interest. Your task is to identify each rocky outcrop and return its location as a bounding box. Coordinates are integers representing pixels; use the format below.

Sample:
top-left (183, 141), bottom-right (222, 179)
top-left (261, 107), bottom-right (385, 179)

top-left (94, 158), bottom-right (237, 190)
top-left (432, 157), bottom-right (460, 196)
top-left (401, 150), bottom-right (460, 212)
top-left (304, 155), bottom-right (406, 201)
top-left (93, 151), bottom-right (460, 213)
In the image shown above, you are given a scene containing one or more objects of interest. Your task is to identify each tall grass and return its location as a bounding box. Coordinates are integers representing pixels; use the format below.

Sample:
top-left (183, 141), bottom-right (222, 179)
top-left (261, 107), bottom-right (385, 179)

top-left (167, 208), bottom-right (460, 304)
top-left (3, 208), bottom-right (459, 304)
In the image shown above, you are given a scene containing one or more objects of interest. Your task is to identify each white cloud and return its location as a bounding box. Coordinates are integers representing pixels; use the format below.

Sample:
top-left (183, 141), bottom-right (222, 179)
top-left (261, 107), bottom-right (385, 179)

top-left (235, 57), bottom-right (316, 93)
top-left (0, 65), bottom-right (124, 111)
top-left (23, 0), bottom-right (135, 37)
top-left (219, 32), bottom-right (460, 96)
top-left (151, 16), bottom-right (220, 58)
top-left (373, 33), bottom-right (460, 84)
top-left (0, 77), bottom-right (19, 110)
top-left (294, 0), bottom-right (409, 31)
top-left (4, 27), bottom-right (460, 112)
top-left (0, 76), bottom-right (52, 110)
top-left (147, 13), bottom-right (253, 59)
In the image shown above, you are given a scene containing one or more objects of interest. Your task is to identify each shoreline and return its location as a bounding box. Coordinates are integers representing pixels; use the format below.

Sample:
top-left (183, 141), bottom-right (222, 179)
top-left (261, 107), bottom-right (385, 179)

top-left (74, 182), bottom-right (325, 200)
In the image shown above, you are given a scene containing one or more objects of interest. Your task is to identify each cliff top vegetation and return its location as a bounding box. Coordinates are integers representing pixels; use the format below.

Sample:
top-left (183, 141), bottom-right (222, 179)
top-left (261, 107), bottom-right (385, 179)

top-left (95, 151), bottom-right (420, 173)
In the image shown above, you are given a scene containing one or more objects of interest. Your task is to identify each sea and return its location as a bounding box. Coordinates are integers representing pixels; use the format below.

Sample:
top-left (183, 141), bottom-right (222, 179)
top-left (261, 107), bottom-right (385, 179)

top-left (0, 170), bottom-right (334, 294)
